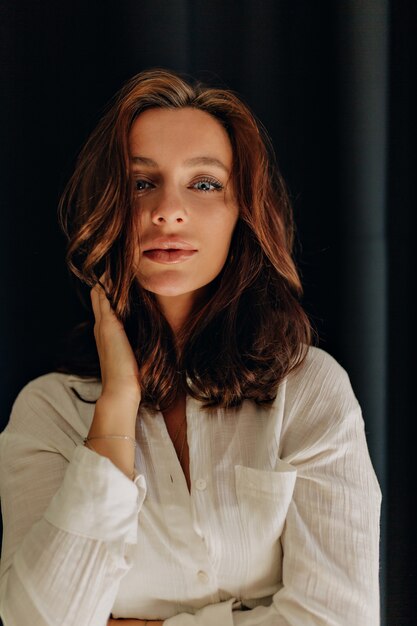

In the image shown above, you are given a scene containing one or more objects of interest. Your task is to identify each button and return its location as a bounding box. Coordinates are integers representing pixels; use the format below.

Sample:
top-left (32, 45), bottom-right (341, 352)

top-left (195, 478), bottom-right (207, 491)
top-left (134, 474), bottom-right (146, 489)
top-left (197, 570), bottom-right (209, 583)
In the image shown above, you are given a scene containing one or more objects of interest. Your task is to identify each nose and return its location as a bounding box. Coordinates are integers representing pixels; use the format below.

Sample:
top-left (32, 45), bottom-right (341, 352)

top-left (151, 188), bottom-right (188, 225)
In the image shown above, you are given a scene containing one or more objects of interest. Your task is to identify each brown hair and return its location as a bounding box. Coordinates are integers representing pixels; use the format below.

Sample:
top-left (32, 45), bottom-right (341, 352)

top-left (58, 68), bottom-right (312, 411)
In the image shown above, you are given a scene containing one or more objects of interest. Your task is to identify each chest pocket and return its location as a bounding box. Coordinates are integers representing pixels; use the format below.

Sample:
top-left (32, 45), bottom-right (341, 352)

top-left (233, 461), bottom-right (297, 592)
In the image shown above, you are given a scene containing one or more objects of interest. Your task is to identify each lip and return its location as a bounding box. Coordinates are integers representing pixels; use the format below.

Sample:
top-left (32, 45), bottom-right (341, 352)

top-left (142, 237), bottom-right (197, 252)
top-left (143, 249), bottom-right (197, 264)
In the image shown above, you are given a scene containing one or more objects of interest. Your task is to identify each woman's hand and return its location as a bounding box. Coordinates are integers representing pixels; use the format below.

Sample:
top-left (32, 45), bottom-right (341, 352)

top-left (91, 277), bottom-right (141, 406)
top-left (86, 276), bottom-right (141, 478)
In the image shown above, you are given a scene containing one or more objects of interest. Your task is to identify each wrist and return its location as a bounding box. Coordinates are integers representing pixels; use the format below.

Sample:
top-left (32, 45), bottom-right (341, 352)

top-left (88, 395), bottom-right (140, 442)
top-left (101, 376), bottom-right (141, 397)
top-left (97, 389), bottom-right (141, 415)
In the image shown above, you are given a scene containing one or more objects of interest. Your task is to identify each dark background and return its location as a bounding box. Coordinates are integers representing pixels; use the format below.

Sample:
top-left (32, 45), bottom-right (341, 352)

top-left (0, 1), bottom-right (415, 625)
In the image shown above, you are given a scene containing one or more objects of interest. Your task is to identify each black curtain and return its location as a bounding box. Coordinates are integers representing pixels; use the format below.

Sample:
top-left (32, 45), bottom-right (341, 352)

top-left (0, 2), bottom-right (415, 624)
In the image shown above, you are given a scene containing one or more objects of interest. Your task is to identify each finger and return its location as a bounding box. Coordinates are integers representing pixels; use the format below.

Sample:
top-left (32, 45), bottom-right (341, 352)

top-left (91, 271), bottom-right (112, 321)
top-left (98, 271), bottom-right (114, 294)
top-left (90, 283), bottom-right (103, 324)
top-left (97, 272), bottom-right (116, 310)
top-left (96, 281), bottom-right (115, 319)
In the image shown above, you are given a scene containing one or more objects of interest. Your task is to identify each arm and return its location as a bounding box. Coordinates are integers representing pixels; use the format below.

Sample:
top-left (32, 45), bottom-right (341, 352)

top-left (0, 426), bottom-right (145, 626)
top-left (85, 278), bottom-right (141, 478)
top-left (0, 281), bottom-right (145, 625)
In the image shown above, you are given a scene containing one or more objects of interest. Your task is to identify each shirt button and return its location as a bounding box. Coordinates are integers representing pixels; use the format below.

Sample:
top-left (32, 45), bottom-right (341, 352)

top-left (197, 570), bottom-right (209, 583)
top-left (195, 478), bottom-right (207, 491)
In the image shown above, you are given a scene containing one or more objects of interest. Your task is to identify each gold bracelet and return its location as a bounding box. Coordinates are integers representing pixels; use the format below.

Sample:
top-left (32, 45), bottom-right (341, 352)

top-left (83, 435), bottom-right (137, 447)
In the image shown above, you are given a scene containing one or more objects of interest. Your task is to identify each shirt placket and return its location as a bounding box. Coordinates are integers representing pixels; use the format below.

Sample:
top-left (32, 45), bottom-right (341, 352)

top-left (153, 399), bottom-right (221, 603)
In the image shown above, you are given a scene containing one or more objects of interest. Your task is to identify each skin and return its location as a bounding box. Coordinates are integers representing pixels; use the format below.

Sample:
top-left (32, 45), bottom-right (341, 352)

top-left (130, 106), bottom-right (239, 334)
top-left (92, 108), bottom-right (239, 624)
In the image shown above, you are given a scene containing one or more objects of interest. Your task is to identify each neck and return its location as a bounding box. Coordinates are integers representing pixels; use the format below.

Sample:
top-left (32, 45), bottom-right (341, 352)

top-left (156, 287), bottom-right (208, 336)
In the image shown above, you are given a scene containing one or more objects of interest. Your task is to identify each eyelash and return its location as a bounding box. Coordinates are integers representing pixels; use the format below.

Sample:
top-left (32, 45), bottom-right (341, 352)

top-left (192, 177), bottom-right (224, 192)
top-left (133, 176), bottom-right (224, 194)
top-left (134, 179), bottom-right (153, 193)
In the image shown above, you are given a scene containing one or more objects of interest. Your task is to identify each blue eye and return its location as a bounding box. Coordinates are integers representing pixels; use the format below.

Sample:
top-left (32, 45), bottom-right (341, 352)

top-left (192, 178), bottom-right (223, 192)
top-left (135, 179), bottom-right (153, 192)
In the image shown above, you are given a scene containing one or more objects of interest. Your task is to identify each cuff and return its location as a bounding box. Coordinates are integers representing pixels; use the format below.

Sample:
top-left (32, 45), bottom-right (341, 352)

top-left (44, 444), bottom-right (146, 544)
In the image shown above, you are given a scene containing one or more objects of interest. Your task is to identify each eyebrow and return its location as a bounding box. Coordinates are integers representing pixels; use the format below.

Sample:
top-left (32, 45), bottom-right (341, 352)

top-left (131, 155), bottom-right (230, 174)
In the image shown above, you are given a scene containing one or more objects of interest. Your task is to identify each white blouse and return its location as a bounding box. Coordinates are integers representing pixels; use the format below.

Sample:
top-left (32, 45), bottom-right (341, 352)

top-left (0, 347), bottom-right (381, 626)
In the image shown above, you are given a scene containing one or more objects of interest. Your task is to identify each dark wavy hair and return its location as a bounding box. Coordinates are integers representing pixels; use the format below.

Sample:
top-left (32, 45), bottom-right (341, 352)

top-left (57, 68), bottom-right (312, 411)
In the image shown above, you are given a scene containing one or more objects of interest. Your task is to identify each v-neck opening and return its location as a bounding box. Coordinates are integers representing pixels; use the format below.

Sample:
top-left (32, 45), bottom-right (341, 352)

top-left (159, 395), bottom-right (192, 496)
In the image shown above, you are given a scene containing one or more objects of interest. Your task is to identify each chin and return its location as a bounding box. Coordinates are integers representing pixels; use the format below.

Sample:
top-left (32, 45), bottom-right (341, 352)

top-left (137, 276), bottom-right (202, 298)
top-left (136, 264), bottom-right (226, 299)
top-left (150, 286), bottom-right (195, 297)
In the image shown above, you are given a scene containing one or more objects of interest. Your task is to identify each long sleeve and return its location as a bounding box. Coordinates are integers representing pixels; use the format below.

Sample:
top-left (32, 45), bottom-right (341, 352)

top-left (164, 352), bottom-right (382, 626)
top-left (0, 377), bottom-right (146, 626)
top-left (0, 350), bottom-right (382, 625)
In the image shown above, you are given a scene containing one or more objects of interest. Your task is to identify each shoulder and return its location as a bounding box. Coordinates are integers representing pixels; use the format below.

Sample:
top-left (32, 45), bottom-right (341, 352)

top-left (281, 346), bottom-right (361, 447)
top-left (11, 371), bottom-right (101, 414)
top-left (286, 345), bottom-right (357, 409)
top-left (3, 372), bottom-right (102, 442)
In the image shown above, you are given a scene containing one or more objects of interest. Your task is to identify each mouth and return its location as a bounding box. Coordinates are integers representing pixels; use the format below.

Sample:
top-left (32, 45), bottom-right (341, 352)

top-left (142, 238), bottom-right (197, 252)
top-left (141, 237), bottom-right (198, 264)
top-left (142, 249), bottom-right (198, 264)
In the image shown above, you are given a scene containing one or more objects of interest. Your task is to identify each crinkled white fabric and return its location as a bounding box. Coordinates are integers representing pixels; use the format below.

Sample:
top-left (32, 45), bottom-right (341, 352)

top-left (0, 347), bottom-right (381, 626)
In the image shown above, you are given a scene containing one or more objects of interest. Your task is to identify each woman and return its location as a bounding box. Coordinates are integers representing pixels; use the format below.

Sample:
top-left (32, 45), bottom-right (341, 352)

top-left (0, 68), bottom-right (381, 625)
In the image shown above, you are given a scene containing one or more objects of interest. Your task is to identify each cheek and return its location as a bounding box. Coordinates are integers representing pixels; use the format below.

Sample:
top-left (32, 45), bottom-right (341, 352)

top-left (207, 210), bottom-right (238, 249)
top-left (135, 204), bottom-right (147, 231)
top-left (132, 209), bottom-right (150, 266)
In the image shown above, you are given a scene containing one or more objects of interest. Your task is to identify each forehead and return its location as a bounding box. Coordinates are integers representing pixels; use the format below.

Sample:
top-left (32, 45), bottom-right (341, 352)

top-left (129, 107), bottom-right (233, 164)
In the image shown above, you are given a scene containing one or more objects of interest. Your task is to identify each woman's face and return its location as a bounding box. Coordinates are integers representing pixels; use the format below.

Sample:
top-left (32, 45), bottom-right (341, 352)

top-left (129, 107), bottom-right (239, 306)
